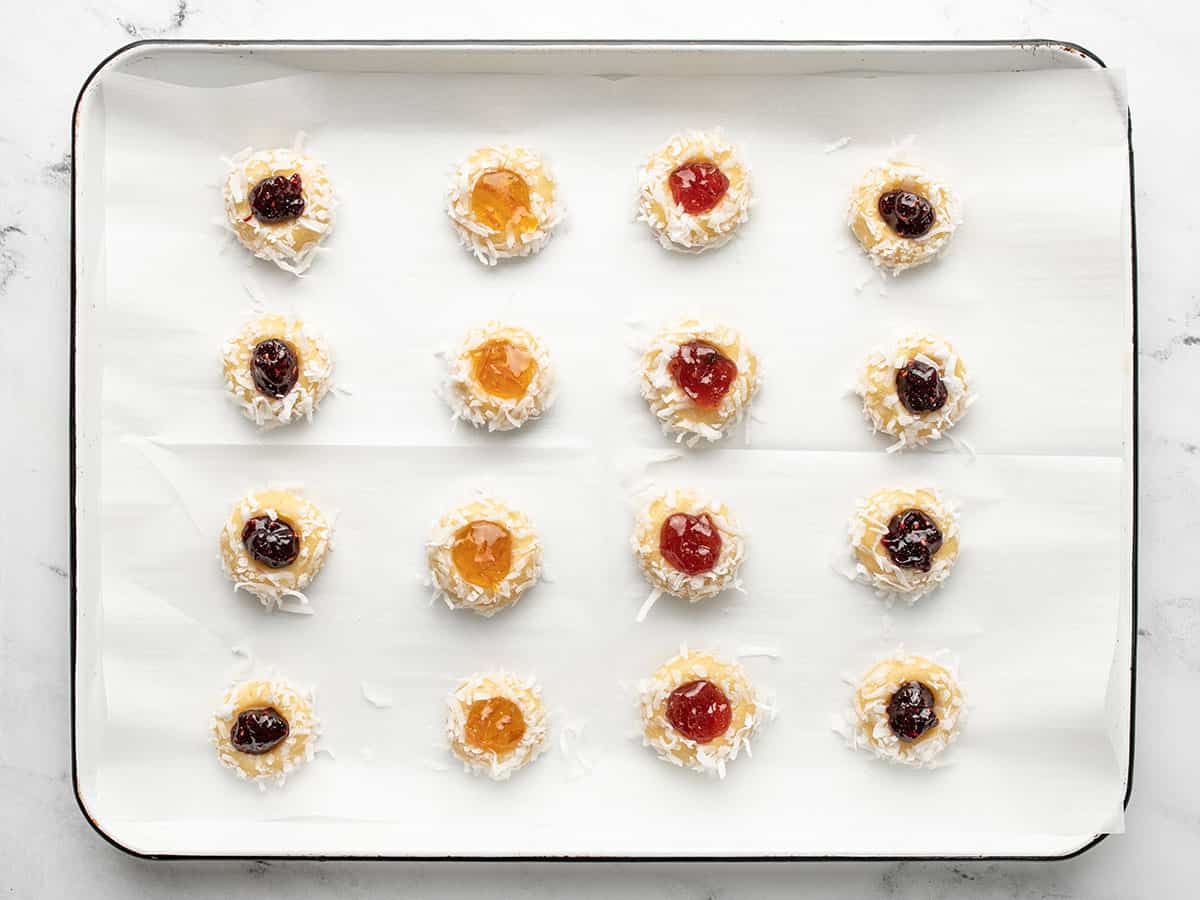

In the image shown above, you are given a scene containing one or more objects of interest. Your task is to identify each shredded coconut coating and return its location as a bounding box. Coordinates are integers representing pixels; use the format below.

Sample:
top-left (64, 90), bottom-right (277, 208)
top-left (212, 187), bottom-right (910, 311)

top-left (445, 670), bottom-right (549, 780)
top-left (631, 489), bottom-right (745, 616)
top-left (838, 651), bottom-right (966, 768)
top-left (426, 496), bottom-right (542, 617)
top-left (847, 158), bottom-right (962, 275)
top-left (218, 488), bottom-right (331, 609)
top-left (444, 322), bottom-right (555, 431)
top-left (640, 318), bottom-right (761, 446)
top-left (847, 487), bottom-right (960, 605)
top-left (639, 649), bottom-right (762, 777)
top-left (856, 333), bottom-right (973, 451)
top-left (221, 314), bottom-right (334, 430)
top-left (223, 148), bottom-right (336, 275)
top-left (445, 145), bottom-right (563, 265)
top-left (211, 675), bottom-right (319, 788)
top-left (636, 130), bottom-right (752, 253)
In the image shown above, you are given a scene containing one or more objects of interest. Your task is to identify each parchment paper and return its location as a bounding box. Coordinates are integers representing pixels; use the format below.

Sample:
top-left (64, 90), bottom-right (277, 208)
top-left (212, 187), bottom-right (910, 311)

top-left (78, 59), bottom-right (1131, 856)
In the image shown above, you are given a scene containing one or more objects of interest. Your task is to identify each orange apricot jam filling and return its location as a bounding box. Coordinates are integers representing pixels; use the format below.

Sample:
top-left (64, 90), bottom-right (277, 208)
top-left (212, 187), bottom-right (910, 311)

top-left (464, 696), bottom-right (527, 754)
top-left (470, 339), bottom-right (536, 400)
top-left (451, 520), bottom-right (514, 589)
top-left (469, 168), bottom-right (538, 234)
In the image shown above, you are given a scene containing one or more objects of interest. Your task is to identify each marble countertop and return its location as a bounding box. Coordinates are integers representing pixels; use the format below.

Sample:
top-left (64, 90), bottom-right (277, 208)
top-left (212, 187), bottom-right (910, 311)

top-left (1, 1), bottom-right (1195, 896)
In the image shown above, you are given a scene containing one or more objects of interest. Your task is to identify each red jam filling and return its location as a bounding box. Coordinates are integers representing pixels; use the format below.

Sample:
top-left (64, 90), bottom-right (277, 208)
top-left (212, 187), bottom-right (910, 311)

top-left (659, 512), bottom-right (722, 576)
top-left (668, 160), bottom-right (729, 215)
top-left (666, 679), bottom-right (732, 743)
top-left (667, 340), bottom-right (737, 408)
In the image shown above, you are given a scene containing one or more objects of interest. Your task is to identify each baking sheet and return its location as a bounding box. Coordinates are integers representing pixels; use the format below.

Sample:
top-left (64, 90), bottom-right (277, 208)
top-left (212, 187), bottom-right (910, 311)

top-left (74, 47), bottom-right (1133, 858)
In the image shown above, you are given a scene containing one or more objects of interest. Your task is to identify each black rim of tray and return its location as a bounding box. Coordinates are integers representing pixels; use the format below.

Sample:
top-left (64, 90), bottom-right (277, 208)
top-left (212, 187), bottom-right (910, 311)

top-left (69, 38), bottom-right (1138, 863)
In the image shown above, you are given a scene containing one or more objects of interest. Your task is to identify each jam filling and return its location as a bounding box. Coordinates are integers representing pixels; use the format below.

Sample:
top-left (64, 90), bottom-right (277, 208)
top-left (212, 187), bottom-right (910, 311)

top-left (249, 174), bottom-right (305, 222)
top-left (895, 359), bottom-right (948, 414)
top-left (451, 520), bottom-right (513, 589)
top-left (886, 680), bottom-right (938, 742)
top-left (877, 189), bottom-right (935, 238)
top-left (881, 508), bottom-right (943, 573)
top-left (659, 512), bottom-right (722, 576)
top-left (230, 706), bottom-right (290, 754)
top-left (470, 168), bottom-right (537, 233)
top-left (667, 340), bottom-right (738, 408)
top-left (668, 160), bottom-right (730, 215)
top-left (666, 679), bottom-right (732, 743)
top-left (250, 338), bottom-right (300, 398)
top-left (241, 515), bottom-right (301, 569)
top-left (464, 696), bottom-right (527, 754)
top-left (470, 339), bottom-right (536, 400)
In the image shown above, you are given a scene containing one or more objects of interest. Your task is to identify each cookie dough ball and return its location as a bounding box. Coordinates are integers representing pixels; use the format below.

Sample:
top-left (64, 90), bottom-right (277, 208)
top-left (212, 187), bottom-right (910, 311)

top-left (446, 145), bottom-right (563, 265)
top-left (446, 670), bottom-right (549, 780)
top-left (631, 489), bottom-right (745, 620)
top-left (847, 159), bottom-right (961, 275)
top-left (219, 488), bottom-right (332, 609)
top-left (426, 496), bottom-right (542, 617)
top-left (640, 319), bottom-right (761, 446)
top-left (636, 130), bottom-right (752, 253)
top-left (843, 652), bottom-right (966, 768)
top-left (639, 649), bottom-right (763, 777)
top-left (856, 333), bottom-right (972, 450)
top-left (211, 675), bottom-right (319, 787)
top-left (849, 488), bottom-right (960, 605)
top-left (444, 322), bottom-right (555, 431)
top-left (223, 147), bottom-right (336, 274)
top-left (222, 314), bottom-right (334, 429)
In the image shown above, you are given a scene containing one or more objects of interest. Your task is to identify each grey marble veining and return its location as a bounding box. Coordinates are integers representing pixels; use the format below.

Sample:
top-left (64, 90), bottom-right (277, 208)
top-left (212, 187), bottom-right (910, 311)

top-left (114, 0), bottom-right (190, 38)
top-left (1, 1), bottom-right (1197, 897)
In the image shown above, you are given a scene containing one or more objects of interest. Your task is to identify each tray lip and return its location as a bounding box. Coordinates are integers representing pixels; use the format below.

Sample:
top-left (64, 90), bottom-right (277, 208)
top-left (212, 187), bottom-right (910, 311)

top-left (68, 37), bottom-right (1136, 864)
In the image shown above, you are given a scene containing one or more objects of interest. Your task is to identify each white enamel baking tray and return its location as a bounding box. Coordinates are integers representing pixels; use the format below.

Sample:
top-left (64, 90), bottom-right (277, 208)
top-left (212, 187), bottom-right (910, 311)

top-left (71, 40), bottom-right (1136, 861)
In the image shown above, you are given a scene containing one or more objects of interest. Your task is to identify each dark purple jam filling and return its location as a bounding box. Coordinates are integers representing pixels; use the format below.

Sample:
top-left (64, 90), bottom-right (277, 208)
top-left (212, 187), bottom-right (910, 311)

top-left (230, 706), bottom-right (290, 754)
top-left (895, 359), bottom-right (948, 414)
top-left (241, 515), bottom-right (300, 569)
top-left (250, 338), bottom-right (299, 398)
top-left (886, 680), bottom-right (938, 742)
top-left (881, 508), bottom-right (944, 573)
top-left (249, 174), bottom-right (305, 222)
top-left (878, 189), bottom-right (934, 238)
